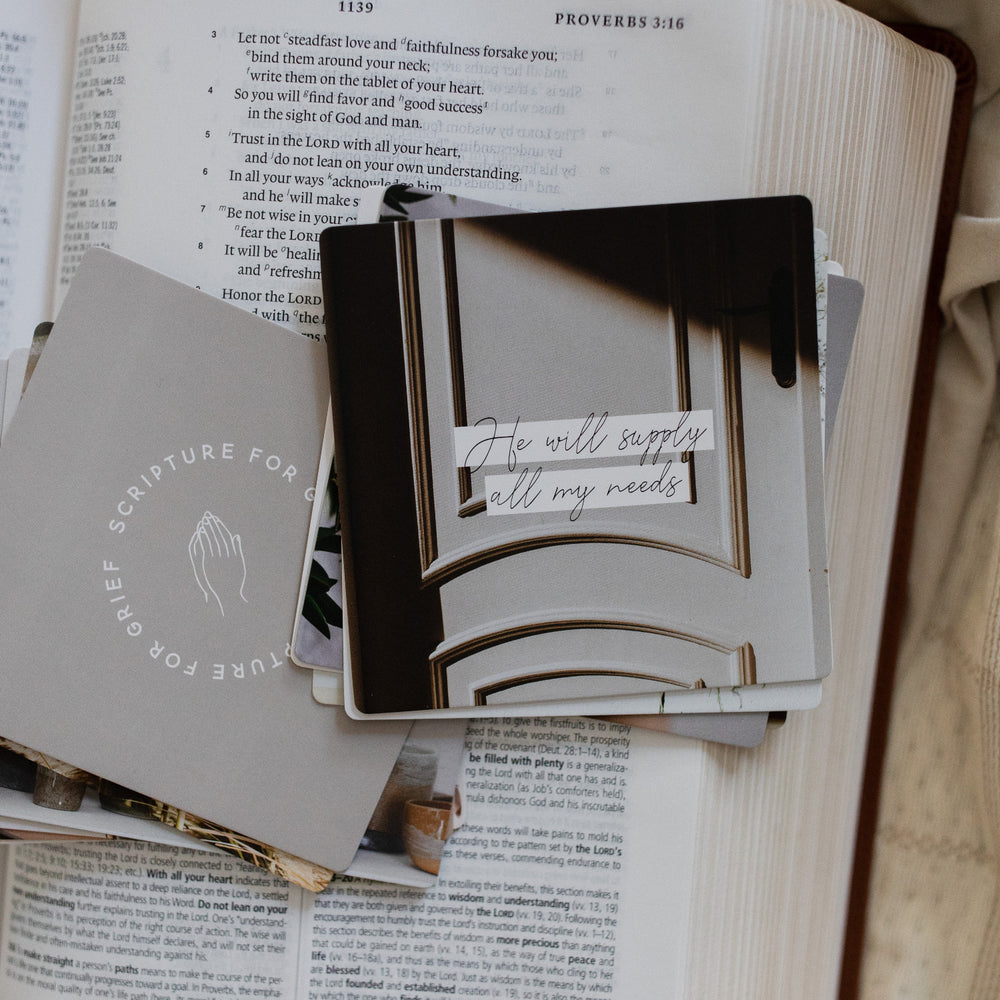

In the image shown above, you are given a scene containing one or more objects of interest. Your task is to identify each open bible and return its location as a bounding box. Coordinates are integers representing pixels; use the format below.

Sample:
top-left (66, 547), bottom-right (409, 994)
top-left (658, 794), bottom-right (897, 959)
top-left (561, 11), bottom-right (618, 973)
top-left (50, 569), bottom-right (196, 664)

top-left (0, 0), bottom-right (970, 996)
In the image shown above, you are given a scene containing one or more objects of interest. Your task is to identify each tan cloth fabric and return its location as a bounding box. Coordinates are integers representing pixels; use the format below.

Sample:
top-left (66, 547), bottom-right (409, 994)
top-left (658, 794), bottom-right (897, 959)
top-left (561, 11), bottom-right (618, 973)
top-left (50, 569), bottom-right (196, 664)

top-left (845, 1), bottom-right (1000, 995)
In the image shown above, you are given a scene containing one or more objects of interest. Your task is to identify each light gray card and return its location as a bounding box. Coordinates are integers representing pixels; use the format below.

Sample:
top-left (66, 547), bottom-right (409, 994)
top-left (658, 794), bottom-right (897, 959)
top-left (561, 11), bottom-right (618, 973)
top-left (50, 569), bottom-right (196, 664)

top-left (0, 249), bottom-right (409, 870)
top-left (825, 273), bottom-right (864, 452)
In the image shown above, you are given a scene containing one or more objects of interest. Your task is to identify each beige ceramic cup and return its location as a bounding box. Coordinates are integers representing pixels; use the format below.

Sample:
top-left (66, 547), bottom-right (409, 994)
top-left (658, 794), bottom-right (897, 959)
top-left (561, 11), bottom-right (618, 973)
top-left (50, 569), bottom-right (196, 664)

top-left (402, 799), bottom-right (455, 874)
top-left (363, 743), bottom-right (438, 852)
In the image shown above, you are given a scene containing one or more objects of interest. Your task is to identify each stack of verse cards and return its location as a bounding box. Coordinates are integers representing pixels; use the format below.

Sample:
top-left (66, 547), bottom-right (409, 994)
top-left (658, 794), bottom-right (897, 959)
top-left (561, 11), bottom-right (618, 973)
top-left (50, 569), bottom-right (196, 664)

top-left (318, 196), bottom-right (838, 727)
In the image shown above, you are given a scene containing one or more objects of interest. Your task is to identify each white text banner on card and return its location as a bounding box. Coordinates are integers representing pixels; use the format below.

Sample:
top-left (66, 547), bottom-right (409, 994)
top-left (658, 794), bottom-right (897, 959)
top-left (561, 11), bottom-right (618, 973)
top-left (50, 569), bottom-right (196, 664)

top-left (455, 410), bottom-right (715, 471)
top-left (485, 460), bottom-right (692, 519)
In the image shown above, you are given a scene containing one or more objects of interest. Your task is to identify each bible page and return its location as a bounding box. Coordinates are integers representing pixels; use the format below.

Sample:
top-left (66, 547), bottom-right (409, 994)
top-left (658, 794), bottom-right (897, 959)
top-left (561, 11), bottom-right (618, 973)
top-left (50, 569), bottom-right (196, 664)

top-left (55, 0), bottom-right (766, 335)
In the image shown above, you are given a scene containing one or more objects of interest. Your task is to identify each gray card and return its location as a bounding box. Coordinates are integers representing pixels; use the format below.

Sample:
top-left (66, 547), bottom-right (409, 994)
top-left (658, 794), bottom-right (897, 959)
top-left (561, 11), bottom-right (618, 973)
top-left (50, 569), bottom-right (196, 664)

top-left (0, 249), bottom-right (409, 870)
top-left (825, 273), bottom-right (864, 452)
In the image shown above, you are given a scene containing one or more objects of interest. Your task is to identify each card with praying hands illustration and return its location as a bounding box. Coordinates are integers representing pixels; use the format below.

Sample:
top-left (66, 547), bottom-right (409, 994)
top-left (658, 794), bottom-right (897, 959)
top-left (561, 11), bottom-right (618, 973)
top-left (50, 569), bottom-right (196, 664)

top-left (0, 249), bottom-right (411, 871)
